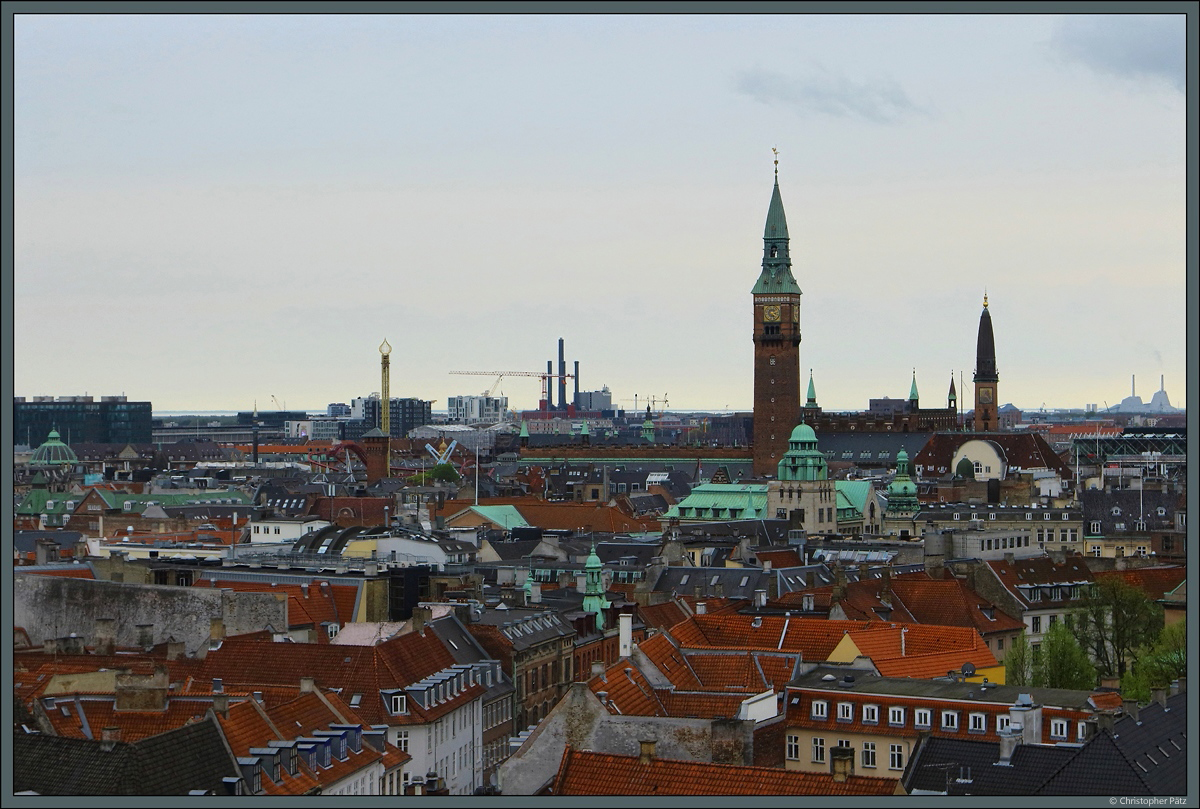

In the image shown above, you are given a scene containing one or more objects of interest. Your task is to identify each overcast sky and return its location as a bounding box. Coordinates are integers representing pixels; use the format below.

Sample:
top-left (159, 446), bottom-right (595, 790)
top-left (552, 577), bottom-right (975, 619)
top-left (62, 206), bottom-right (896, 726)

top-left (13, 13), bottom-right (1188, 413)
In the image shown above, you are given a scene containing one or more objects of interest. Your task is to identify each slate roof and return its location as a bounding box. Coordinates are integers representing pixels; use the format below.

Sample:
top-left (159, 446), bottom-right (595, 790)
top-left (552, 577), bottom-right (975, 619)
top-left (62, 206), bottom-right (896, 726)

top-left (1106, 691), bottom-right (1187, 795)
top-left (1080, 488), bottom-right (1179, 534)
top-left (12, 715), bottom-right (239, 795)
top-left (550, 747), bottom-right (898, 795)
top-left (652, 567), bottom-right (767, 600)
top-left (902, 734), bottom-right (1079, 795)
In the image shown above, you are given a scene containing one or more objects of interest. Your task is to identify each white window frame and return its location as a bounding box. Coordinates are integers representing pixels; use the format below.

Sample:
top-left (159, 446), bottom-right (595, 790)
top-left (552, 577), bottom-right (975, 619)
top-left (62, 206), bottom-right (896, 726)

top-left (888, 706), bottom-right (905, 726)
top-left (811, 700), bottom-right (828, 720)
top-left (812, 736), bottom-right (826, 764)
top-left (889, 744), bottom-right (904, 770)
top-left (915, 708), bottom-right (931, 729)
top-left (941, 710), bottom-right (959, 731)
top-left (862, 704), bottom-right (879, 725)
top-left (390, 694), bottom-right (407, 714)
top-left (837, 702), bottom-right (853, 722)
top-left (1050, 719), bottom-right (1068, 739)
top-left (969, 712), bottom-right (986, 733)
top-left (786, 734), bottom-right (800, 761)
top-left (861, 741), bottom-right (876, 768)
top-left (996, 715), bottom-right (1011, 732)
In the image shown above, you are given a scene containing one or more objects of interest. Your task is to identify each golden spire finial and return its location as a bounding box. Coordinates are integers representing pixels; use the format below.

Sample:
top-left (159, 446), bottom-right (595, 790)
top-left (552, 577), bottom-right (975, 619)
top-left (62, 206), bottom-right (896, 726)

top-left (772, 146), bottom-right (779, 178)
top-left (983, 289), bottom-right (989, 308)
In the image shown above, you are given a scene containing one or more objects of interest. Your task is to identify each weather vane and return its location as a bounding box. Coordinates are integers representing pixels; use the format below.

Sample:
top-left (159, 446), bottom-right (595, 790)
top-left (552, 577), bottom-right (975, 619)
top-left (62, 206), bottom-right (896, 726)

top-left (772, 146), bottom-right (779, 178)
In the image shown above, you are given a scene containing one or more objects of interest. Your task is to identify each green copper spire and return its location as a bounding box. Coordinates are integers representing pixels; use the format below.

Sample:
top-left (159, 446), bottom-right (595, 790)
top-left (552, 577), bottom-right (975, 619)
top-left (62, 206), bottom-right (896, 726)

top-left (752, 154), bottom-right (802, 296)
top-left (519, 420), bottom-right (530, 438)
top-left (778, 422), bottom-right (827, 481)
top-left (886, 448), bottom-right (920, 515)
top-left (806, 370), bottom-right (818, 408)
top-left (909, 369), bottom-right (920, 403)
top-left (582, 540), bottom-right (606, 629)
top-left (641, 406), bottom-right (655, 444)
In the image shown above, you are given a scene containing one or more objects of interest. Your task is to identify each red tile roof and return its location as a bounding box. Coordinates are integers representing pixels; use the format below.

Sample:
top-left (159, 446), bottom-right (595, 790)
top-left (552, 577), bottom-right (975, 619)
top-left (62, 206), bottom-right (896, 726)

top-left (39, 696), bottom-right (212, 742)
top-left (198, 630), bottom-right (474, 726)
top-left (755, 549), bottom-right (804, 568)
top-left (1096, 566), bottom-right (1187, 601)
top-left (664, 614), bottom-right (998, 680)
top-left (550, 747), bottom-right (899, 795)
top-left (986, 555), bottom-right (1095, 609)
top-left (194, 579), bottom-right (360, 635)
top-left (638, 601), bottom-right (690, 631)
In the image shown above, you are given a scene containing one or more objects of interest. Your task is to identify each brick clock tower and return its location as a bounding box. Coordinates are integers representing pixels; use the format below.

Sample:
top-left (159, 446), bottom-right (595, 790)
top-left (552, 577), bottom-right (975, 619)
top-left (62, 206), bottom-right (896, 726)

top-left (973, 293), bottom-right (999, 432)
top-left (752, 157), bottom-right (803, 477)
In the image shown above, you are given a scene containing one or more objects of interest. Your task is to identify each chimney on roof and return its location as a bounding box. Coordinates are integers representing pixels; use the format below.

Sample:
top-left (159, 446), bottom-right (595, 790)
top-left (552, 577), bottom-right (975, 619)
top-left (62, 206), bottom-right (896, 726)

top-left (619, 612), bottom-right (633, 659)
top-left (880, 566), bottom-right (893, 606)
top-left (591, 660), bottom-right (606, 679)
top-left (1003, 552), bottom-right (1015, 566)
top-left (830, 744), bottom-right (854, 782)
top-left (638, 739), bottom-right (656, 765)
top-left (102, 726), bottom-right (121, 743)
top-left (1152, 686), bottom-right (1168, 708)
top-left (210, 617), bottom-right (225, 643)
top-left (1097, 711), bottom-right (1116, 733)
top-left (300, 677), bottom-right (316, 693)
top-left (35, 538), bottom-right (55, 566)
top-left (212, 693), bottom-right (230, 718)
top-left (1099, 675), bottom-right (1120, 690)
top-left (996, 727), bottom-right (1020, 765)
top-left (695, 601), bottom-right (707, 615)
top-left (763, 559), bottom-right (772, 572)
top-left (530, 581), bottom-right (542, 604)
top-left (714, 581), bottom-right (724, 599)
top-left (1122, 698), bottom-right (1140, 723)
top-left (597, 691), bottom-right (608, 705)
top-left (754, 589), bottom-right (767, 609)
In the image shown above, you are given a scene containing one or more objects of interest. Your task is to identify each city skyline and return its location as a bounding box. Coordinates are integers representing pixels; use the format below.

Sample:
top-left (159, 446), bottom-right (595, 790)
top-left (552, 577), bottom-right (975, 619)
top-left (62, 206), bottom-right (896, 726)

top-left (14, 14), bottom-right (1188, 413)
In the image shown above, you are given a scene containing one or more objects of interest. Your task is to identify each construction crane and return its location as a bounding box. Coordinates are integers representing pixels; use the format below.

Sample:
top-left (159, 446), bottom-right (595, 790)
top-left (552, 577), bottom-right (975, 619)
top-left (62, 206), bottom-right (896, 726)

top-left (271, 394), bottom-right (286, 410)
top-left (450, 370), bottom-right (574, 408)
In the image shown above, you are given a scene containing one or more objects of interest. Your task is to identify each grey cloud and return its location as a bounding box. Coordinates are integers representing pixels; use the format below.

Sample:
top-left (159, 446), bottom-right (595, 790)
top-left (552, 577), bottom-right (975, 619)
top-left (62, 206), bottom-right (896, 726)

top-left (735, 65), bottom-right (927, 124)
top-left (1051, 15), bottom-right (1184, 92)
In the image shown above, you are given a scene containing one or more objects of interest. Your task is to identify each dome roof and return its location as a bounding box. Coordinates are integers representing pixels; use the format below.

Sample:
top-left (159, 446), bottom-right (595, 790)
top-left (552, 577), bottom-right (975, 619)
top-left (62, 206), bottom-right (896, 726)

top-left (789, 423), bottom-right (817, 443)
top-left (955, 457), bottom-right (976, 480)
top-left (30, 430), bottom-right (77, 466)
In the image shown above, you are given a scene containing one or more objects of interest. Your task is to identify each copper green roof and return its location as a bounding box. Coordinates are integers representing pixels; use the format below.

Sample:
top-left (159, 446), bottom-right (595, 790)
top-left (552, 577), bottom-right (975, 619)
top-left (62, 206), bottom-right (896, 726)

top-left (30, 430), bottom-right (78, 466)
top-left (752, 177), bottom-right (802, 296)
top-left (806, 372), bottom-right (818, 407)
top-left (662, 483), bottom-right (769, 521)
top-left (464, 505), bottom-right (529, 529)
top-left (764, 178), bottom-right (789, 240)
top-left (836, 480), bottom-right (874, 518)
top-left (519, 421), bottom-right (530, 438)
top-left (909, 371), bottom-right (920, 402)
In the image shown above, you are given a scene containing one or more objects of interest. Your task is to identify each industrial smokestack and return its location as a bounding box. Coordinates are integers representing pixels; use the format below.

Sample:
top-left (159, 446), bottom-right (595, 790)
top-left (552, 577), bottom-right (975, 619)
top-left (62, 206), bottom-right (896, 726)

top-left (546, 360), bottom-right (554, 410)
top-left (558, 338), bottom-right (566, 411)
top-left (574, 360), bottom-right (580, 408)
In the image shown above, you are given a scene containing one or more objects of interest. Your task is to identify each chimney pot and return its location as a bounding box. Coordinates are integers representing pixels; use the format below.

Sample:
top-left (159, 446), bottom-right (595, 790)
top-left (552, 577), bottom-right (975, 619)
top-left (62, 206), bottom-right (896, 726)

top-left (638, 739), bottom-right (656, 764)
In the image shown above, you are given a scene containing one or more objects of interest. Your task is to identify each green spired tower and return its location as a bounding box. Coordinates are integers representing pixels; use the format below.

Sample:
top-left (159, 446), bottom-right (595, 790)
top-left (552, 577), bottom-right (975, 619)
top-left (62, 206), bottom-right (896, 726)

top-left (886, 448), bottom-right (920, 515)
top-left (581, 540), bottom-right (607, 630)
top-left (777, 422), bottom-right (828, 482)
top-left (752, 149), bottom-right (803, 476)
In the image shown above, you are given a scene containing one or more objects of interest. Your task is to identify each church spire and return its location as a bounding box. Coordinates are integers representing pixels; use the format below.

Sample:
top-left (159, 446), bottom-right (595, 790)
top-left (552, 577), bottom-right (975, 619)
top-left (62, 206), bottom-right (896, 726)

top-left (752, 151), bottom-right (800, 295)
top-left (806, 370), bottom-right (818, 408)
top-left (909, 369), bottom-right (920, 403)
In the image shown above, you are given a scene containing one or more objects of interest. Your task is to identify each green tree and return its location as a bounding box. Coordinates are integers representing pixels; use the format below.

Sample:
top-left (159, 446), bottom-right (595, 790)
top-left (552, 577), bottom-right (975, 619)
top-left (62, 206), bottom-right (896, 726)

top-left (1032, 622), bottom-right (1096, 690)
top-left (1005, 631), bottom-right (1034, 687)
top-left (1120, 618), bottom-right (1186, 701)
top-left (430, 463), bottom-right (460, 483)
top-left (1071, 576), bottom-right (1164, 678)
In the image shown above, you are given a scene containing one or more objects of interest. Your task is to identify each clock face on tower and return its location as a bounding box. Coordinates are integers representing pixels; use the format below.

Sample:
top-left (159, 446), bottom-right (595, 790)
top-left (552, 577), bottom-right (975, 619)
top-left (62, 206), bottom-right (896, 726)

top-left (763, 305), bottom-right (781, 323)
top-left (979, 387), bottom-right (993, 404)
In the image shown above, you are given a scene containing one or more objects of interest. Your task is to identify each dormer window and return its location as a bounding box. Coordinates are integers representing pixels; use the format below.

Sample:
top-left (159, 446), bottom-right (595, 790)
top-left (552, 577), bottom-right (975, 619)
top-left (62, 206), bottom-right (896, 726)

top-left (390, 694), bottom-right (407, 714)
top-left (1111, 507), bottom-right (1122, 516)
